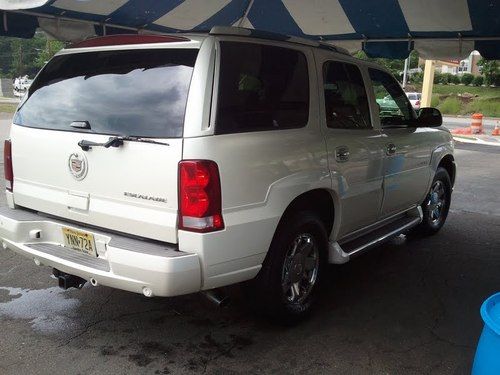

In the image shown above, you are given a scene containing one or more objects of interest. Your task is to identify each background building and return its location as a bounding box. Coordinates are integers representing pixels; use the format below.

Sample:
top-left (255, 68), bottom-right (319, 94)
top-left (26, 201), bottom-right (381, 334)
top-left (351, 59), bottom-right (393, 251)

top-left (419, 51), bottom-right (482, 76)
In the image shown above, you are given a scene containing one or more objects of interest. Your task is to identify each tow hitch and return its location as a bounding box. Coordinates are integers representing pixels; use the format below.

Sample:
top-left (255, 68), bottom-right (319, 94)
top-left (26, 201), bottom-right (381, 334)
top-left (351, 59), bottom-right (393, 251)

top-left (53, 268), bottom-right (87, 290)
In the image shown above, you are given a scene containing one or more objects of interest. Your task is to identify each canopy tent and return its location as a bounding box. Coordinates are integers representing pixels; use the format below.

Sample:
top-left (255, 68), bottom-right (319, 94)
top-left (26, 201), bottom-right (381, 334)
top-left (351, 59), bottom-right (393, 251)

top-left (0, 0), bottom-right (499, 59)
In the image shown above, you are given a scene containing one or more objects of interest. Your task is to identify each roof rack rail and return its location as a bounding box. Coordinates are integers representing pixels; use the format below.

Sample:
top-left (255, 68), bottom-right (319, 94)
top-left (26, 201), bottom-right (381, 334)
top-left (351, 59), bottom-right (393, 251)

top-left (209, 26), bottom-right (349, 55)
top-left (318, 42), bottom-right (350, 55)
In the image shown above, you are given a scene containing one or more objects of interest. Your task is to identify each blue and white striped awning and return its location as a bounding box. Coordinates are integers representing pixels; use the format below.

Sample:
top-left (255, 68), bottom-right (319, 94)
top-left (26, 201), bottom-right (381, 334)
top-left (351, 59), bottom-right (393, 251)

top-left (1, 0), bottom-right (499, 59)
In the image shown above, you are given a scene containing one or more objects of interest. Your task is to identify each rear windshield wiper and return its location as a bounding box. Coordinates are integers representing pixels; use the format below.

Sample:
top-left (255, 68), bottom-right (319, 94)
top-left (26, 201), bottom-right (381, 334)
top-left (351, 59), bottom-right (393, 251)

top-left (78, 136), bottom-right (169, 151)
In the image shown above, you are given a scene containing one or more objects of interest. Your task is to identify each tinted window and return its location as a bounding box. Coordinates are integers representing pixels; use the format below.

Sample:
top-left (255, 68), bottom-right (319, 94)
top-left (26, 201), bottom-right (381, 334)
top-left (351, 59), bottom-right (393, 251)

top-left (407, 94), bottom-right (417, 100)
top-left (14, 49), bottom-right (198, 138)
top-left (323, 61), bottom-right (371, 129)
top-left (369, 69), bottom-right (415, 126)
top-left (216, 42), bottom-right (309, 134)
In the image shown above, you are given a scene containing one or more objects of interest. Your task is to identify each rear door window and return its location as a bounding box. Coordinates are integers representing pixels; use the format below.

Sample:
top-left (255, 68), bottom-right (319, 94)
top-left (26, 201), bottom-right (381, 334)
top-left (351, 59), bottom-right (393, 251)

top-left (14, 48), bottom-right (198, 138)
top-left (216, 42), bottom-right (309, 134)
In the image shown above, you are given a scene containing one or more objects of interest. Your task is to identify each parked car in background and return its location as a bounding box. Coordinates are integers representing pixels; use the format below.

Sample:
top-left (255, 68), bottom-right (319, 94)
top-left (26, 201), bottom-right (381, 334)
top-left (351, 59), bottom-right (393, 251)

top-left (406, 92), bottom-right (422, 110)
top-left (0, 27), bottom-right (455, 323)
top-left (376, 95), bottom-right (401, 117)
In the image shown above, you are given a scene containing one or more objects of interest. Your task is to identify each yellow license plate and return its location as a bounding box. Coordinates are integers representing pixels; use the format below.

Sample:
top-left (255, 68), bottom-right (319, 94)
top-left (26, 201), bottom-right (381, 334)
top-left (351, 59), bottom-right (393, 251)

top-left (62, 227), bottom-right (97, 257)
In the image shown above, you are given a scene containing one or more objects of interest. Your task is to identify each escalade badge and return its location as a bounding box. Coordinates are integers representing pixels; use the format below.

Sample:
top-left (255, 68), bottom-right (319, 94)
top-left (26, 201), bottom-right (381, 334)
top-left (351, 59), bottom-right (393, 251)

top-left (68, 152), bottom-right (88, 180)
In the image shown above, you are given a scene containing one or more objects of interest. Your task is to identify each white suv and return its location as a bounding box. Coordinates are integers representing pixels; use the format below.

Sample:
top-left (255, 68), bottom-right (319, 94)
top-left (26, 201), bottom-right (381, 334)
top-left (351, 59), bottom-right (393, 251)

top-left (0, 27), bottom-right (455, 322)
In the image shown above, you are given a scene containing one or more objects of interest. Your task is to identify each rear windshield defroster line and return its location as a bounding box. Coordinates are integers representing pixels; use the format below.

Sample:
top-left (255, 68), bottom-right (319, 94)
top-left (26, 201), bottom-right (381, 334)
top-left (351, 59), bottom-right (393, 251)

top-left (14, 48), bottom-right (199, 138)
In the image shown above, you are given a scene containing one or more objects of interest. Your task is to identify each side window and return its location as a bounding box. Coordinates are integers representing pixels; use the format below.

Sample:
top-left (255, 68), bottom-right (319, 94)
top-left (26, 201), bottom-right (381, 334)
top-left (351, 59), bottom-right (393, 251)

top-left (323, 61), bottom-right (371, 129)
top-left (369, 69), bottom-right (415, 126)
top-left (216, 42), bottom-right (309, 134)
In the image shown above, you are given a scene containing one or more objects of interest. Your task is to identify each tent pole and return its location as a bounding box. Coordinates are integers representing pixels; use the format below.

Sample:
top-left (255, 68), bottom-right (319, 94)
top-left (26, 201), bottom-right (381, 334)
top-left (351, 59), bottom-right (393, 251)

top-left (402, 57), bottom-right (409, 88)
top-left (421, 60), bottom-right (435, 107)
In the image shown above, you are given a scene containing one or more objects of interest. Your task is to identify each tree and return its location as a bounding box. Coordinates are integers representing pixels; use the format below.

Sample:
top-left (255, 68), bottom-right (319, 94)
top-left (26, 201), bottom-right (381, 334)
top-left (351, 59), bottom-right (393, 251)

top-left (477, 58), bottom-right (499, 86)
top-left (353, 50), bottom-right (419, 82)
top-left (0, 32), bottom-right (66, 78)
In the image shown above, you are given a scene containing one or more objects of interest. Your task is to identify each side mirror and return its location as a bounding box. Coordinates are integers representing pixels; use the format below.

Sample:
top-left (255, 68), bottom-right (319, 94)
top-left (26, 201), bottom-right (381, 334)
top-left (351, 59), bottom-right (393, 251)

top-left (417, 107), bottom-right (442, 127)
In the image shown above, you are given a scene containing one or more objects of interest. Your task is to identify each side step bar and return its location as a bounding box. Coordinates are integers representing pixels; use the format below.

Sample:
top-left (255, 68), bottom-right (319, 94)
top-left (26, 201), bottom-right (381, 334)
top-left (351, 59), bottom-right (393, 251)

top-left (329, 206), bottom-right (423, 264)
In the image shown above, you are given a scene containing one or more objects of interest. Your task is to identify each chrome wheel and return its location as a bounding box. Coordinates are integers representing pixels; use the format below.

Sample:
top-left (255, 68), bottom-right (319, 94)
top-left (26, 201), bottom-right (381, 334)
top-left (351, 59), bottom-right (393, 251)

top-left (281, 233), bottom-right (319, 304)
top-left (426, 180), bottom-right (446, 225)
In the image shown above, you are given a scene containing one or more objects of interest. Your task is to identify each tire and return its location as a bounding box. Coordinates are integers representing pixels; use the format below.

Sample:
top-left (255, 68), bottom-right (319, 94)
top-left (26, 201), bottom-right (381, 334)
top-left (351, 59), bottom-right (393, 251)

top-left (247, 211), bottom-right (328, 324)
top-left (415, 167), bottom-right (452, 235)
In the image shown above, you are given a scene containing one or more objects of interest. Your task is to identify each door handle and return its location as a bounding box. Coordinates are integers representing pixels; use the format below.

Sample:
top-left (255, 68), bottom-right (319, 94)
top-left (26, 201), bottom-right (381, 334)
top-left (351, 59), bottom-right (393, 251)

top-left (335, 147), bottom-right (350, 162)
top-left (386, 143), bottom-right (397, 155)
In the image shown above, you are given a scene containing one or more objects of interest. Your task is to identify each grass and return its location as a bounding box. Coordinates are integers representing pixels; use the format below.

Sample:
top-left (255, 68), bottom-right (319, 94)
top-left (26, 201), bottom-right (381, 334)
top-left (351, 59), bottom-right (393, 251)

top-left (437, 97), bottom-right (461, 115)
top-left (0, 103), bottom-right (17, 114)
top-left (432, 85), bottom-right (500, 98)
top-left (415, 84), bottom-right (500, 117)
top-left (467, 97), bottom-right (500, 117)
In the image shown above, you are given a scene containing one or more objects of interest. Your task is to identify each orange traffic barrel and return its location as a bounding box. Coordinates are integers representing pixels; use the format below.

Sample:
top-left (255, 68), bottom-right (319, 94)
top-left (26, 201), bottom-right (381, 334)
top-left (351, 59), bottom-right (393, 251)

top-left (492, 123), bottom-right (500, 136)
top-left (471, 113), bottom-right (483, 134)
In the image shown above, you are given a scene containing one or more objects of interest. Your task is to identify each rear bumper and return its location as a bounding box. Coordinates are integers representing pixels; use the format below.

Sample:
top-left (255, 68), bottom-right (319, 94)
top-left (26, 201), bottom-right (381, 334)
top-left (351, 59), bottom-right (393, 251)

top-left (0, 206), bottom-right (201, 297)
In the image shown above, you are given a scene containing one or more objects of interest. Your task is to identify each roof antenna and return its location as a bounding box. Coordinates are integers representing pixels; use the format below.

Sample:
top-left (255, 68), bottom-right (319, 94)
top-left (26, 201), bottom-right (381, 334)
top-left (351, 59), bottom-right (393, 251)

top-left (361, 34), bottom-right (367, 51)
top-left (238, 0), bottom-right (254, 27)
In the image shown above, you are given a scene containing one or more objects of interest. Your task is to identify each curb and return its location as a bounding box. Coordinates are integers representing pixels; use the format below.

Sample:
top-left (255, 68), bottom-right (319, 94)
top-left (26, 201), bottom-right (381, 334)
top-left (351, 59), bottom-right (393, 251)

top-left (453, 134), bottom-right (500, 147)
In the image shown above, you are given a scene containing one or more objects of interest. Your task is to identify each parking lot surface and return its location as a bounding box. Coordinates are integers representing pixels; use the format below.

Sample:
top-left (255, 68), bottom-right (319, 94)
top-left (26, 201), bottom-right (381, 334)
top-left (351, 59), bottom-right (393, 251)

top-left (0, 113), bottom-right (499, 374)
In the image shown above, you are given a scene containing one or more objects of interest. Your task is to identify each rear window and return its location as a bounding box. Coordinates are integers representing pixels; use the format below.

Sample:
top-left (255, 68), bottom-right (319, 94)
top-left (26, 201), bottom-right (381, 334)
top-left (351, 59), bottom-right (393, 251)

top-left (14, 48), bottom-right (198, 138)
top-left (407, 94), bottom-right (417, 100)
top-left (215, 42), bottom-right (309, 134)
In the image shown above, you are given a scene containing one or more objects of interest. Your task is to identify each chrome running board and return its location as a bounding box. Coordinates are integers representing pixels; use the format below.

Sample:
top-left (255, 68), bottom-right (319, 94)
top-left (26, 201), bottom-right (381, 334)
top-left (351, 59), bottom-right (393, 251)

top-left (328, 206), bottom-right (423, 264)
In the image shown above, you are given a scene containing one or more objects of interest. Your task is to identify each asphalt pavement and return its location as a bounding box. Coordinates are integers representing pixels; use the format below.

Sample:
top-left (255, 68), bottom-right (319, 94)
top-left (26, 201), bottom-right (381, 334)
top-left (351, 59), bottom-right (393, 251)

top-left (0, 113), bottom-right (499, 374)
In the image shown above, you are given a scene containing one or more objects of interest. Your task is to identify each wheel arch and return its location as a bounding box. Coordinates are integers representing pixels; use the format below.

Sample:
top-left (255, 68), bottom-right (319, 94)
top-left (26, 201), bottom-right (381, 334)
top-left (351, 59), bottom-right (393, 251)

top-left (437, 154), bottom-right (456, 187)
top-left (275, 188), bottom-right (338, 239)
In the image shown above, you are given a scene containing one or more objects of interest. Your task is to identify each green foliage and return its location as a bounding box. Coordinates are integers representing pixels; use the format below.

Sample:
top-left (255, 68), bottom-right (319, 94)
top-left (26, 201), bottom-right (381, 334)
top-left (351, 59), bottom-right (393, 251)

top-left (442, 73), bottom-right (453, 84)
top-left (410, 72), bottom-right (423, 84)
top-left (0, 32), bottom-right (66, 78)
top-left (414, 84), bottom-right (500, 117)
top-left (461, 73), bottom-right (474, 85)
top-left (467, 97), bottom-right (500, 117)
top-left (477, 58), bottom-right (499, 86)
top-left (431, 84), bottom-right (499, 98)
top-left (450, 74), bottom-right (460, 84)
top-left (430, 94), bottom-right (440, 107)
top-left (437, 97), bottom-right (461, 114)
top-left (433, 73), bottom-right (462, 85)
top-left (473, 76), bottom-right (484, 86)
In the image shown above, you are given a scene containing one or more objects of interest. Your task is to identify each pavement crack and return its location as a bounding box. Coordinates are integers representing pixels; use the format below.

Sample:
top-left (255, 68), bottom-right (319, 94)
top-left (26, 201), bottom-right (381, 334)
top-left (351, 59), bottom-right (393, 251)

top-left (58, 298), bottom-right (170, 347)
top-left (428, 329), bottom-right (474, 349)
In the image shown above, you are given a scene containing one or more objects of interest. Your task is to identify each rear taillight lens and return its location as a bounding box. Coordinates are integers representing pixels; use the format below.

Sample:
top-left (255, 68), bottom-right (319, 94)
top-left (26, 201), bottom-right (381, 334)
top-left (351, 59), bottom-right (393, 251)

top-left (4, 140), bottom-right (13, 191)
top-left (415, 100), bottom-right (420, 106)
top-left (178, 160), bottom-right (224, 232)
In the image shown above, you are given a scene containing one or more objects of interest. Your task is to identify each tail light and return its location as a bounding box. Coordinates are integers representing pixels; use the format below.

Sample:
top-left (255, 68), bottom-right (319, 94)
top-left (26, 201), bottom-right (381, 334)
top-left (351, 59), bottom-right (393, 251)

top-left (178, 160), bottom-right (224, 232)
top-left (4, 140), bottom-right (13, 191)
top-left (415, 100), bottom-right (420, 106)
